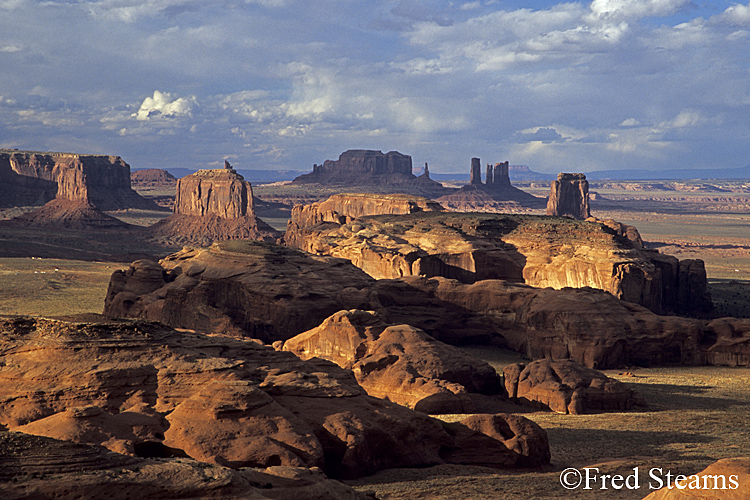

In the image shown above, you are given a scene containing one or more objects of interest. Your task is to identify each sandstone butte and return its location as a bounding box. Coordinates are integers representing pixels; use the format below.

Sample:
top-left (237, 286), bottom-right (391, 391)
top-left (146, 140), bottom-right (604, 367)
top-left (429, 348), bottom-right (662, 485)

top-left (145, 163), bottom-right (280, 246)
top-left (281, 309), bottom-right (504, 414)
top-left (0, 149), bottom-right (159, 211)
top-left (546, 172), bottom-right (591, 220)
top-left (103, 241), bottom-right (750, 370)
top-left (0, 315), bottom-right (551, 481)
top-left (284, 196), bottom-right (712, 316)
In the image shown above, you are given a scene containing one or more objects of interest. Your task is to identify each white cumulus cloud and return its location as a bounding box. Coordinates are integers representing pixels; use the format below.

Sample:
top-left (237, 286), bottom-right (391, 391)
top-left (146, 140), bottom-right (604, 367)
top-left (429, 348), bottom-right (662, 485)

top-left (133, 90), bottom-right (196, 121)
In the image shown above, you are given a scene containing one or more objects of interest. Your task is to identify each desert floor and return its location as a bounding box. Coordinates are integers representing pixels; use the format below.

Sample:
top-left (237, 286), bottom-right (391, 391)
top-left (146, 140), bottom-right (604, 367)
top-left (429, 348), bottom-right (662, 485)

top-left (1, 180), bottom-right (748, 499)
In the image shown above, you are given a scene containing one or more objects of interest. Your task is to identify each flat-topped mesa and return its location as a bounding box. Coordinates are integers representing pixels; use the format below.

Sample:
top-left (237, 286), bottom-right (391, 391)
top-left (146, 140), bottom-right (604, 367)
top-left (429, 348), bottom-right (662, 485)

top-left (0, 153), bottom-right (57, 207)
top-left (174, 162), bottom-right (253, 218)
top-left (0, 149), bottom-right (157, 210)
top-left (292, 149), bottom-right (415, 185)
top-left (546, 172), bottom-right (590, 220)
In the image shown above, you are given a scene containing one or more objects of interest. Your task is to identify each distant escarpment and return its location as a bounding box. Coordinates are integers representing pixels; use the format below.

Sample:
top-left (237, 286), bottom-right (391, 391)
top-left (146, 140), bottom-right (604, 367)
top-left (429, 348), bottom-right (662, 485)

top-left (436, 158), bottom-right (545, 210)
top-left (0, 149), bottom-right (159, 211)
top-left (146, 162), bottom-right (279, 245)
top-left (103, 243), bottom-right (750, 369)
top-left (284, 196), bottom-right (712, 316)
top-left (291, 150), bottom-right (450, 198)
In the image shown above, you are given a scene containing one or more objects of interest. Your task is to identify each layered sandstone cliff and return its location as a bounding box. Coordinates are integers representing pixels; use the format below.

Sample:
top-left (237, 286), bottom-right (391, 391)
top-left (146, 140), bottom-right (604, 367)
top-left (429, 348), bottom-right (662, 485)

top-left (146, 163), bottom-right (279, 245)
top-left (293, 150), bottom-right (414, 185)
top-left (284, 203), bottom-right (712, 316)
top-left (0, 149), bottom-right (158, 211)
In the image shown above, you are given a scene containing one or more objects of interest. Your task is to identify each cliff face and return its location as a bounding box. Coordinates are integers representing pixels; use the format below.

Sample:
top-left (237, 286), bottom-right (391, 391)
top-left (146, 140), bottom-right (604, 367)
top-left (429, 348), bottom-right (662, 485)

top-left (546, 172), bottom-right (590, 220)
top-left (0, 154), bottom-right (57, 207)
top-left (174, 168), bottom-right (253, 218)
top-left (284, 200), bottom-right (713, 316)
top-left (1, 150), bottom-right (158, 211)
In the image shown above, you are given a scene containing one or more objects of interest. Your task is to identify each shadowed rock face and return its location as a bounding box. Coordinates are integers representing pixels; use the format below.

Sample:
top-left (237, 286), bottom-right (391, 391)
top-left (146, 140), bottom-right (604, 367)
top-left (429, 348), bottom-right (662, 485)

top-left (503, 359), bottom-right (645, 414)
top-left (546, 172), bottom-right (590, 220)
top-left (282, 309), bottom-right (503, 414)
top-left (0, 432), bottom-right (373, 500)
top-left (1, 149), bottom-right (157, 211)
top-left (0, 154), bottom-right (57, 207)
top-left (285, 208), bottom-right (712, 316)
top-left (0, 315), bottom-right (550, 479)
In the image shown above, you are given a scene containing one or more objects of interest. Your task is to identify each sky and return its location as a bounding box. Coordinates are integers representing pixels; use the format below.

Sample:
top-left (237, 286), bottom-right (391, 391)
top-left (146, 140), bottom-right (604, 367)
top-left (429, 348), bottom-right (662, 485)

top-left (0, 0), bottom-right (749, 175)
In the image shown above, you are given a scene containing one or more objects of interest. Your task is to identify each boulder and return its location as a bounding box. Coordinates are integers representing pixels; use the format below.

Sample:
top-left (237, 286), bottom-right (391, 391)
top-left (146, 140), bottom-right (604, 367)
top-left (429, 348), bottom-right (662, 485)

top-left (282, 309), bottom-right (503, 413)
top-left (440, 413), bottom-right (550, 468)
top-left (503, 359), bottom-right (645, 414)
top-left (546, 172), bottom-right (590, 220)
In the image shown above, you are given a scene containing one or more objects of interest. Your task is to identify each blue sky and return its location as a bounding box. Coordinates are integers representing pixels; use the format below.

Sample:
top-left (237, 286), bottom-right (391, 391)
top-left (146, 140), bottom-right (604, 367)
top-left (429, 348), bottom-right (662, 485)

top-left (1, 0), bottom-right (748, 175)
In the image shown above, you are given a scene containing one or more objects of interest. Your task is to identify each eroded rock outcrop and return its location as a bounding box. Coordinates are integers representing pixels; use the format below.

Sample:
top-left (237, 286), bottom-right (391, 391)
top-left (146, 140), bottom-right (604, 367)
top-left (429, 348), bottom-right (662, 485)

top-left (103, 243), bottom-right (750, 369)
top-left (0, 315), bottom-right (549, 479)
top-left (546, 172), bottom-right (590, 220)
top-left (285, 208), bottom-right (713, 316)
top-left (641, 457), bottom-right (750, 499)
top-left (0, 149), bottom-right (158, 211)
top-left (0, 431), bottom-right (372, 500)
top-left (293, 150), bottom-right (414, 185)
top-left (0, 153), bottom-right (57, 207)
top-left (103, 241), bottom-right (380, 342)
top-left (146, 163), bottom-right (279, 245)
top-left (282, 309), bottom-right (503, 413)
top-left (503, 359), bottom-right (645, 414)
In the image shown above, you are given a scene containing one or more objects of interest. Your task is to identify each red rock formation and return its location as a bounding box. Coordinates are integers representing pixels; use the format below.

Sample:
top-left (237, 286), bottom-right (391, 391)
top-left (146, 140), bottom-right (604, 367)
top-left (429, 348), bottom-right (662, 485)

top-left (130, 168), bottom-right (177, 189)
top-left (103, 242), bottom-right (379, 342)
top-left (503, 359), bottom-right (645, 414)
top-left (293, 150), bottom-right (414, 185)
top-left (102, 243), bottom-right (750, 369)
top-left (0, 152), bottom-right (57, 207)
top-left (282, 309), bottom-right (503, 413)
top-left (2, 149), bottom-right (158, 211)
top-left (146, 165), bottom-right (279, 245)
top-left (285, 208), bottom-right (713, 315)
top-left (0, 315), bottom-right (550, 479)
top-left (641, 457), bottom-right (750, 499)
top-left (546, 172), bottom-right (590, 220)
top-left (0, 431), bottom-right (375, 499)
top-left (442, 413), bottom-right (550, 468)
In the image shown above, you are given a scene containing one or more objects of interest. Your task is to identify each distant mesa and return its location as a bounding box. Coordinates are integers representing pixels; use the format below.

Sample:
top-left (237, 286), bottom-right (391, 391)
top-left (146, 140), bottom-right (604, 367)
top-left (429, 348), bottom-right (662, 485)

top-left (130, 168), bottom-right (177, 190)
top-left (146, 160), bottom-right (280, 246)
top-left (291, 149), bottom-right (450, 198)
top-left (546, 172), bottom-right (590, 220)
